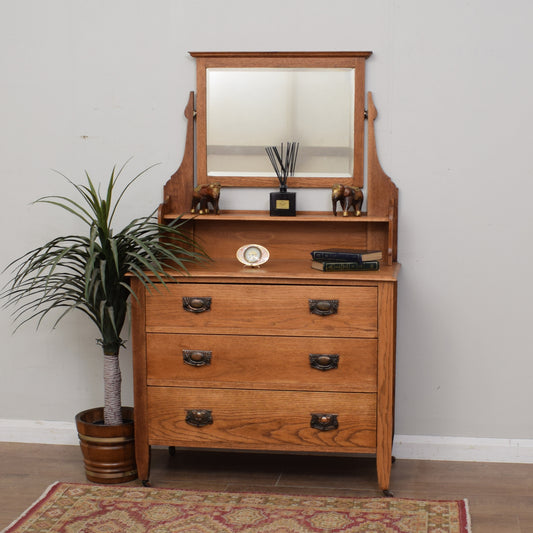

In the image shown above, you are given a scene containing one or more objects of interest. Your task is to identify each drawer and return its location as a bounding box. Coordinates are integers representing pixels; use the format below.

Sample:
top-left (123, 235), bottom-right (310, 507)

top-left (145, 283), bottom-right (377, 338)
top-left (147, 334), bottom-right (377, 392)
top-left (147, 387), bottom-right (376, 453)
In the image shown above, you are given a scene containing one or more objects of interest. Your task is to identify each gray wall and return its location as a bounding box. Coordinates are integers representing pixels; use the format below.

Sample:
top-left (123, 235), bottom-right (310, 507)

top-left (1, 0), bottom-right (532, 441)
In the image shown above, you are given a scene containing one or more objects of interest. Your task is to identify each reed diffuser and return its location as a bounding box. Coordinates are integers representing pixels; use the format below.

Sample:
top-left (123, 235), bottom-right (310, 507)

top-left (265, 142), bottom-right (299, 216)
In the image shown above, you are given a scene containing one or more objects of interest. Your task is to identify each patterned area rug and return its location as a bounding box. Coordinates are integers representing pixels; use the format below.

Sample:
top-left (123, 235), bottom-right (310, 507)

top-left (3, 482), bottom-right (471, 533)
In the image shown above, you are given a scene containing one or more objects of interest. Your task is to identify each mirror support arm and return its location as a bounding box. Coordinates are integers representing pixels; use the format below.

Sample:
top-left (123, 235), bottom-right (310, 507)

top-left (159, 91), bottom-right (196, 220)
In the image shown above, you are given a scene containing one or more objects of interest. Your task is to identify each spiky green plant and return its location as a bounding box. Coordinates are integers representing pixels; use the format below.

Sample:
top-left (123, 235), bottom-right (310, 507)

top-left (1, 162), bottom-right (209, 425)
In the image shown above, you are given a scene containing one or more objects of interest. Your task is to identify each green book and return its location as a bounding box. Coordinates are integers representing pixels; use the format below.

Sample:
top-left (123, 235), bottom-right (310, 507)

top-left (311, 260), bottom-right (380, 272)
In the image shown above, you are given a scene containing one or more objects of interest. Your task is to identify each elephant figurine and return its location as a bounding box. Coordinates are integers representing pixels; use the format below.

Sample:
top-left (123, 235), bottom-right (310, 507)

top-left (191, 182), bottom-right (221, 215)
top-left (331, 184), bottom-right (346, 216)
top-left (331, 184), bottom-right (363, 217)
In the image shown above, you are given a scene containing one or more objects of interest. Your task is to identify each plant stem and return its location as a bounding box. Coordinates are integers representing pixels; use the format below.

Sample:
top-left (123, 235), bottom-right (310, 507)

top-left (103, 354), bottom-right (122, 425)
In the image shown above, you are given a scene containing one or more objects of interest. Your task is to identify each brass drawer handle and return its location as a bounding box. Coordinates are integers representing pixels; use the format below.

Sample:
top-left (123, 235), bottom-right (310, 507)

top-left (182, 297), bottom-right (212, 313)
top-left (310, 413), bottom-right (338, 431)
top-left (183, 350), bottom-right (212, 367)
top-left (309, 354), bottom-right (339, 371)
top-left (185, 409), bottom-right (213, 427)
top-left (309, 299), bottom-right (338, 316)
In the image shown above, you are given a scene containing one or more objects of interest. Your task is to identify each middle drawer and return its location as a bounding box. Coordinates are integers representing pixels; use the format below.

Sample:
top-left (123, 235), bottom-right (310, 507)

top-left (147, 334), bottom-right (377, 393)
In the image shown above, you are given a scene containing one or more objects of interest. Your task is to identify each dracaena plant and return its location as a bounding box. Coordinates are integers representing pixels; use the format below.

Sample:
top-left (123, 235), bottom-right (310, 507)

top-left (1, 162), bottom-right (208, 425)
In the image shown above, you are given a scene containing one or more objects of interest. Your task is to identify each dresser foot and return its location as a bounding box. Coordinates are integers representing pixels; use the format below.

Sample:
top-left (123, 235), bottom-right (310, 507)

top-left (142, 479), bottom-right (151, 487)
top-left (383, 489), bottom-right (394, 498)
top-left (168, 446), bottom-right (176, 456)
top-left (391, 455), bottom-right (396, 464)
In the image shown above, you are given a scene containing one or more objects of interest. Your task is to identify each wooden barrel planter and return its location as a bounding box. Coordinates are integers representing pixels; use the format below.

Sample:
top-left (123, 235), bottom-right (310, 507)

top-left (75, 406), bottom-right (137, 484)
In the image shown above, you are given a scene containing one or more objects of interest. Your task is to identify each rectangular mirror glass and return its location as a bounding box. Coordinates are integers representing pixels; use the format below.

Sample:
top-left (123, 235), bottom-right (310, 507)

top-left (207, 68), bottom-right (354, 179)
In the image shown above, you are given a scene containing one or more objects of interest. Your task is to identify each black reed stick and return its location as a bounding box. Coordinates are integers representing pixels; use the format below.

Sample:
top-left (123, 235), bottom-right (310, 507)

top-left (265, 141), bottom-right (299, 192)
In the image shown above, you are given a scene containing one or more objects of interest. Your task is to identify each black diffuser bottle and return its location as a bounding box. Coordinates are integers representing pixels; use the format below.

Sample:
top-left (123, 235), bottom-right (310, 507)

top-left (266, 142), bottom-right (298, 216)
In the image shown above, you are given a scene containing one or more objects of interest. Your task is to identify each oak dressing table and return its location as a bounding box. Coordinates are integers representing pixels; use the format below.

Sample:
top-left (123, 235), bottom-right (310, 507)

top-left (131, 51), bottom-right (399, 493)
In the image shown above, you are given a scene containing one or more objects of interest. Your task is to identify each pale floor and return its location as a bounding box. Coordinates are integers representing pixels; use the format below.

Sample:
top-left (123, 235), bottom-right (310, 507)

top-left (1, 442), bottom-right (532, 532)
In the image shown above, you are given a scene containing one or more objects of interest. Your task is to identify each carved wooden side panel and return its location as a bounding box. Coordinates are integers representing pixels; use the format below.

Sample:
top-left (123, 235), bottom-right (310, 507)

top-left (159, 91), bottom-right (196, 222)
top-left (366, 91), bottom-right (399, 264)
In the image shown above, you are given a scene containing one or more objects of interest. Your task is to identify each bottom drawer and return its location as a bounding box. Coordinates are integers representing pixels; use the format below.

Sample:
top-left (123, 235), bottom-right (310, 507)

top-left (147, 387), bottom-right (376, 454)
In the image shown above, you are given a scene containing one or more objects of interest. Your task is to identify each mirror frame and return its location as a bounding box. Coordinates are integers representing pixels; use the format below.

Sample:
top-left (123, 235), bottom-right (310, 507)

top-left (191, 51), bottom-right (372, 188)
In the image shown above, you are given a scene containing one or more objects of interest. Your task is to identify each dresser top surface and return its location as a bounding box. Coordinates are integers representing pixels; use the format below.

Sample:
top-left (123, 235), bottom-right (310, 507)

top-left (162, 259), bottom-right (400, 284)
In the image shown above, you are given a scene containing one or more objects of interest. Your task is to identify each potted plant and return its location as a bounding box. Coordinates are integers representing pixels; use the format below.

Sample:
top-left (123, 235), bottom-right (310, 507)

top-left (1, 161), bottom-right (208, 483)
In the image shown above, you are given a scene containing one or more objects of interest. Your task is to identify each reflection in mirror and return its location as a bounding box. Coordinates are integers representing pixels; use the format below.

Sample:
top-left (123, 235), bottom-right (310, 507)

top-left (206, 68), bottom-right (355, 179)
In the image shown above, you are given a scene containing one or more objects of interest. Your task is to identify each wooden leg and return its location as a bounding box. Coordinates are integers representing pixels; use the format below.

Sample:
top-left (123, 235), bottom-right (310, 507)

top-left (376, 282), bottom-right (395, 493)
top-left (136, 443), bottom-right (151, 486)
top-left (376, 449), bottom-right (392, 491)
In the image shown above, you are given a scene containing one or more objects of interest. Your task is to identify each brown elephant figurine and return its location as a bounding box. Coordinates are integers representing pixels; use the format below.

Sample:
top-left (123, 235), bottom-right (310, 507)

top-left (331, 184), bottom-right (363, 217)
top-left (191, 182), bottom-right (221, 215)
top-left (331, 184), bottom-right (345, 216)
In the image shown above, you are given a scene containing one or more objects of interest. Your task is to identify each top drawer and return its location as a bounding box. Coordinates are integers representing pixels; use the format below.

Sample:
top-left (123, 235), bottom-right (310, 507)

top-left (145, 283), bottom-right (377, 338)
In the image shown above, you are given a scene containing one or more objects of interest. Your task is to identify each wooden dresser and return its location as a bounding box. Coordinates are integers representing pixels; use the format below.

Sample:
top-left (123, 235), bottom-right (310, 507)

top-left (131, 52), bottom-right (399, 493)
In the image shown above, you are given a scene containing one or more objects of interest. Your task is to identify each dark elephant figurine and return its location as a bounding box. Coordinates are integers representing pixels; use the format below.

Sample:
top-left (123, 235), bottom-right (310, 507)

top-left (331, 184), bottom-right (363, 217)
top-left (191, 182), bottom-right (221, 215)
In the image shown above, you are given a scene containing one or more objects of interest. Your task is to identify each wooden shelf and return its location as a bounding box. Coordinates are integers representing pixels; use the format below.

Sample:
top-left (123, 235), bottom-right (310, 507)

top-left (163, 210), bottom-right (392, 223)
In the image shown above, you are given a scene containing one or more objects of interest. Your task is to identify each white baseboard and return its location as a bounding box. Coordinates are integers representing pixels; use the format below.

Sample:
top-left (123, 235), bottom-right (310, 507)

top-left (1, 419), bottom-right (533, 463)
top-left (393, 434), bottom-right (533, 463)
top-left (0, 419), bottom-right (78, 445)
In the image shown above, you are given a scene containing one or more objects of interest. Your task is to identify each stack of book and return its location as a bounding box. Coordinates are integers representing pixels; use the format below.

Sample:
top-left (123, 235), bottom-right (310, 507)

top-left (310, 248), bottom-right (382, 271)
